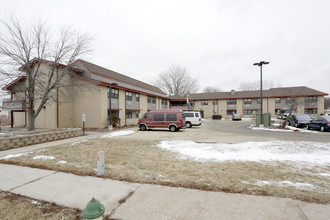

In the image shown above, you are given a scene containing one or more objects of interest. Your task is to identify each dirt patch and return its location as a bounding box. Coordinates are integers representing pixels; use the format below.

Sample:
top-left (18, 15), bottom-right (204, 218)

top-left (1, 137), bottom-right (329, 204)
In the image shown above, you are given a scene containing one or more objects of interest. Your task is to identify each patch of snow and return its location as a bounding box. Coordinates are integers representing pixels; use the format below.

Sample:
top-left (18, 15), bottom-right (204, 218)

top-left (33, 155), bottom-right (55, 160)
top-left (57, 160), bottom-right (67, 164)
top-left (157, 140), bottom-right (330, 165)
top-left (71, 139), bottom-right (88, 145)
top-left (249, 125), bottom-right (319, 133)
top-left (31, 200), bottom-right (41, 205)
top-left (0, 152), bottom-right (31, 160)
top-left (247, 180), bottom-right (316, 190)
top-left (101, 130), bottom-right (135, 138)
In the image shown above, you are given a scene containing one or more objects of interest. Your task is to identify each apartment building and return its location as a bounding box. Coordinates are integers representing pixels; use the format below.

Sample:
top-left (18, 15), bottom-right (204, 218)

top-left (2, 59), bottom-right (328, 128)
top-left (169, 87), bottom-right (327, 118)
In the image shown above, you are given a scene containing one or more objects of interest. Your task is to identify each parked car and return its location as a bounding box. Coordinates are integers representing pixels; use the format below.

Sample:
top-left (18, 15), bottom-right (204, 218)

top-left (306, 116), bottom-right (330, 132)
top-left (288, 114), bottom-right (312, 128)
top-left (232, 113), bottom-right (242, 121)
top-left (138, 109), bottom-right (186, 132)
top-left (183, 111), bottom-right (202, 128)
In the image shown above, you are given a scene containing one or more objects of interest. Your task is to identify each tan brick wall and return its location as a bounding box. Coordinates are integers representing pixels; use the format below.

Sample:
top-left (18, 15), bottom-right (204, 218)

top-left (317, 96), bottom-right (325, 115)
top-left (13, 111), bottom-right (25, 127)
top-left (118, 89), bottom-right (126, 126)
top-left (72, 79), bottom-right (106, 128)
top-left (267, 98), bottom-right (276, 117)
top-left (296, 97), bottom-right (305, 114)
top-left (219, 100), bottom-right (227, 118)
top-left (140, 94), bottom-right (148, 118)
top-left (236, 99), bottom-right (243, 115)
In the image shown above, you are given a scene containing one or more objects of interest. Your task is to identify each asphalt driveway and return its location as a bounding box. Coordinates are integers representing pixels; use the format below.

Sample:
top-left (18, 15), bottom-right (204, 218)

top-left (127, 119), bottom-right (330, 143)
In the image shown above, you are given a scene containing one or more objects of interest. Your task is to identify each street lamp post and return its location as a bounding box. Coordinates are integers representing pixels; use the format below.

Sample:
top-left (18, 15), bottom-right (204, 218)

top-left (253, 61), bottom-right (269, 127)
top-left (108, 83), bottom-right (118, 130)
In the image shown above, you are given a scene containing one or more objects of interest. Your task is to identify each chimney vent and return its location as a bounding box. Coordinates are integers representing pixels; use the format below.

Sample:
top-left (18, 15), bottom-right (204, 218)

top-left (231, 89), bottom-right (235, 95)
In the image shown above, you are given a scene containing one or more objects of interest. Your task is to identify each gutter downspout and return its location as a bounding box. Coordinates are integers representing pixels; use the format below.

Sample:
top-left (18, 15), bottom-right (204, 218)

top-left (56, 68), bottom-right (59, 128)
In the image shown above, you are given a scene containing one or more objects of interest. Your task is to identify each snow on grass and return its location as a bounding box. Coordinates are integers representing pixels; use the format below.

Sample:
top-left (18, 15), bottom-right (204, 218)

top-left (244, 180), bottom-right (316, 190)
top-left (157, 140), bottom-right (330, 165)
top-left (101, 130), bottom-right (135, 138)
top-left (71, 139), bottom-right (88, 145)
top-left (57, 160), bottom-right (67, 164)
top-left (33, 155), bottom-right (55, 160)
top-left (0, 152), bottom-right (31, 160)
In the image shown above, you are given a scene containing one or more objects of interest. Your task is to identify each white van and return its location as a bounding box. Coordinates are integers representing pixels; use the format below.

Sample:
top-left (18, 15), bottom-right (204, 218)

top-left (183, 111), bottom-right (202, 128)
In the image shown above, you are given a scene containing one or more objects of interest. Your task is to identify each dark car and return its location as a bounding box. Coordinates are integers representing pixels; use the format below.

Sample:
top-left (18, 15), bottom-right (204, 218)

top-left (306, 116), bottom-right (330, 132)
top-left (288, 114), bottom-right (312, 128)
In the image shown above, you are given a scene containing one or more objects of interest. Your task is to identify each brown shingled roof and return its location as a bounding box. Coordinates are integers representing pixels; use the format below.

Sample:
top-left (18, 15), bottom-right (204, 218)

top-left (77, 60), bottom-right (165, 95)
top-left (169, 86), bottom-right (328, 101)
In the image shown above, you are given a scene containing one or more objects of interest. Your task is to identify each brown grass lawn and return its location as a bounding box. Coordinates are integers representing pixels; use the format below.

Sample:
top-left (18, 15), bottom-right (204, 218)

top-left (1, 138), bottom-right (329, 204)
top-left (0, 191), bottom-right (82, 220)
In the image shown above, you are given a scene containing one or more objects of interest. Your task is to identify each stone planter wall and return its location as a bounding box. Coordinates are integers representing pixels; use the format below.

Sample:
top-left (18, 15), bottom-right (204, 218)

top-left (0, 128), bottom-right (83, 151)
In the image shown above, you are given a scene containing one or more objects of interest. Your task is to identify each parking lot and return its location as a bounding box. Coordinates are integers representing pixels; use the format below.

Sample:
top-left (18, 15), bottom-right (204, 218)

top-left (127, 119), bottom-right (330, 143)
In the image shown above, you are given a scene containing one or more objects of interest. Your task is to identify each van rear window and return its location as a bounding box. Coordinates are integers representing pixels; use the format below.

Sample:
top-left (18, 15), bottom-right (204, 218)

top-left (184, 113), bottom-right (194, 117)
top-left (166, 114), bottom-right (177, 121)
top-left (154, 114), bottom-right (164, 121)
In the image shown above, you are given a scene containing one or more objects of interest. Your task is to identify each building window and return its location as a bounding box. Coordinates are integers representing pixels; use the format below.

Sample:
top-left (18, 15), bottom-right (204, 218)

top-left (257, 99), bottom-right (261, 104)
top-left (227, 99), bottom-right (236, 105)
top-left (244, 99), bottom-right (252, 104)
top-left (201, 100), bottom-right (208, 105)
top-left (213, 100), bottom-right (218, 105)
top-left (304, 96), bottom-right (317, 102)
top-left (110, 89), bottom-right (119, 99)
top-left (275, 98), bottom-right (281, 103)
top-left (148, 96), bottom-right (156, 104)
top-left (135, 111), bottom-right (140, 118)
top-left (286, 97), bottom-right (296, 103)
top-left (126, 110), bottom-right (132, 118)
top-left (227, 110), bottom-right (236, 115)
top-left (161, 99), bottom-right (167, 105)
top-left (126, 92), bottom-right (132, 101)
top-left (136, 94), bottom-right (140, 102)
top-left (244, 110), bottom-right (252, 115)
top-left (304, 108), bottom-right (317, 114)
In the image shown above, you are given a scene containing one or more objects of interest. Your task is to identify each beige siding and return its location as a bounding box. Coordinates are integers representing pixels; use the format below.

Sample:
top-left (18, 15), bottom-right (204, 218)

top-left (118, 89), bottom-right (126, 126)
top-left (236, 99), bottom-right (243, 115)
top-left (317, 96), bottom-right (325, 115)
top-left (13, 111), bottom-right (25, 127)
top-left (267, 98), bottom-right (276, 117)
top-left (140, 94), bottom-right (148, 118)
top-left (219, 100), bottom-right (227, 118)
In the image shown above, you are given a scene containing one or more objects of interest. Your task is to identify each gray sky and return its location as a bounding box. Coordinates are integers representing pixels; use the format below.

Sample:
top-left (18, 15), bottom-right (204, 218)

top-left (1, 0), bottom-right (330, 96)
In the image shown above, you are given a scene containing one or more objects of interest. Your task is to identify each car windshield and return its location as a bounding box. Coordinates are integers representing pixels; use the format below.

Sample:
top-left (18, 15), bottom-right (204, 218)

top-left (296, 114), bottom-right (311, 120)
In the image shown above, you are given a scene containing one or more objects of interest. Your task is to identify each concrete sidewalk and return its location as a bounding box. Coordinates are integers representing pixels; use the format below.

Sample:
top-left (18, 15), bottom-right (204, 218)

top-left (0, 164), bottom-right (329, 220)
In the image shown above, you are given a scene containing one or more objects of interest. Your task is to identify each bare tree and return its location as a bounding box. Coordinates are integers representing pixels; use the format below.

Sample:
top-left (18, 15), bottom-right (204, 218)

top-left (0, 16), bottom-right (92, 130)
top-left (154, 64), bottom-right (199, 96)
top-left (203, 86), bottom-right (222, 93)
top-left (281, 88), bottom-right (305, 128)
top-left (239, 80), bottom-right (281, 91)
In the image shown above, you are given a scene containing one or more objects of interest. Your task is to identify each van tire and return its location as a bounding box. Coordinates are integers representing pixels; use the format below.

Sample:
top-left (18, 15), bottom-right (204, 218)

top-left (186, 122), bottom-right (192, 128)
top-left (169, 125), bottom-right (176, 132)
top-left (140, 124), bottom-right (147, 131)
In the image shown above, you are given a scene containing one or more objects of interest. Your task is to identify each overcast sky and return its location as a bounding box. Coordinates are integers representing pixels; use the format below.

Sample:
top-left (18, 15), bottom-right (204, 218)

top-left (1, 0), bottom-right (330, 96)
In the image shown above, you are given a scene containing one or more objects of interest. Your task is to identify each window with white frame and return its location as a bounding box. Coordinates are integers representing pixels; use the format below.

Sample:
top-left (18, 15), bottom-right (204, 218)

top-left (275, 98), bottom-right (281, 103)
top-left (304, 108), bottom-right (317, 114)
top-left (213, 100), bottom-right (218, 105)
top-left (227, 110), bottom-right (236, 115)
top-left (201, 100), bottom-right (208, 105)
top-left (244, 99), bottom-right (252, 104)
top-left (161, 99), bottom-right (167, 105)
top-left (227, 99), bottom-right (236, 105)
top-left (126, 92), bottom-right (132, 101)
top-left (110, 89), bottom-right (119, 99)
top-left (136, 94), bottom-right (140, 102)
top-left (304, 96), bottom-right (317, 102)
top-left (147, 96), bottom-right (156, 104)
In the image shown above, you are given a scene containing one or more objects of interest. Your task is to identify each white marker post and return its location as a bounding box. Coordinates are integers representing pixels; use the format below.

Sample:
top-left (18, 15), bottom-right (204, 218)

top-left (82, 114), bottom-right (86, 135)
top-left (97, 151), bottom-right (105, 176)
